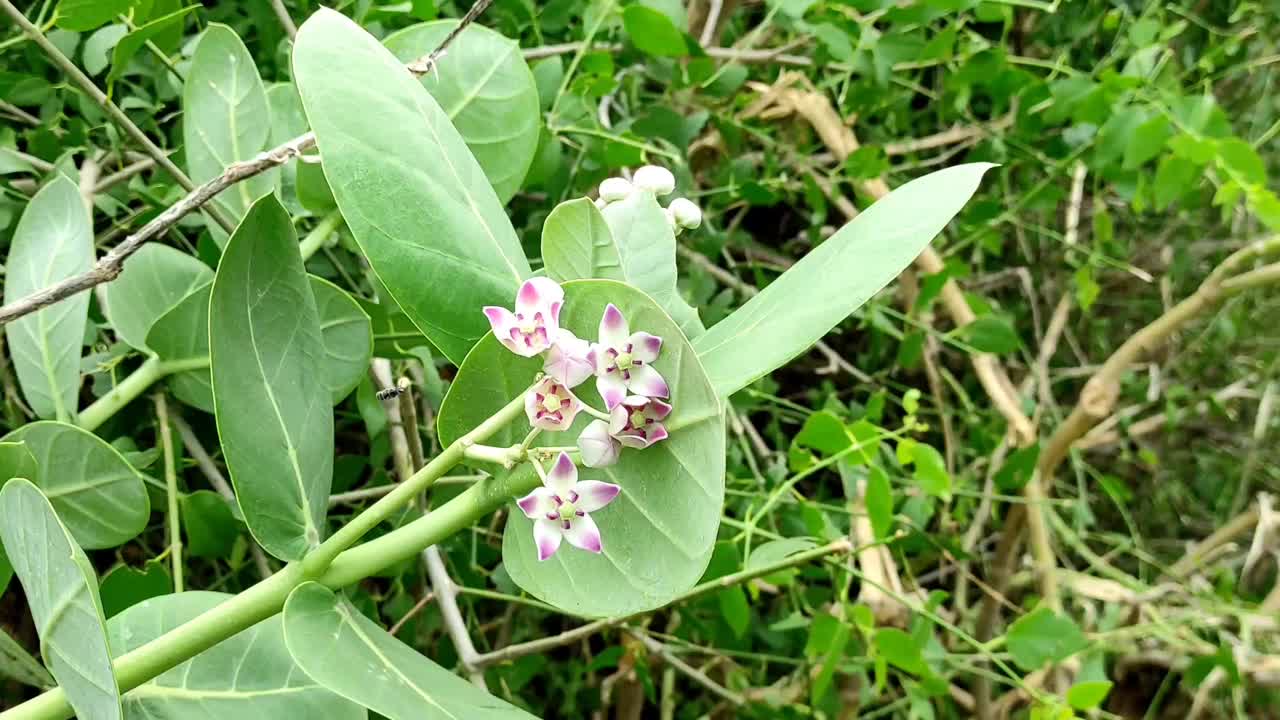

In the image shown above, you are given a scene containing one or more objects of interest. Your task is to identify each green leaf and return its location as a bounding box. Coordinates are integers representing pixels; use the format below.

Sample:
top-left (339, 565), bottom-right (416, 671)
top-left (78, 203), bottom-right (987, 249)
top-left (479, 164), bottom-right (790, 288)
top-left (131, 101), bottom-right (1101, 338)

top-left (0, 479), bottom-right (122, 719)
top-left (793, 411), bottom-right (852, 456)
top-left (543, 190), bottom-right (704, 338)
top-left (0, 441), bottom-right (38, 486)
top-left (1, 422), bottom-right (150, 548)
top-left (1217, 137), bottom-right (1266, 185)
top-left (909, 444), bottom-right (950, 500)
top-left (107, 5), bottom-right (197, 87)
top-left (1074, 265), bottom-right (1100, 311)
top-left (183, 25), bottom-right (274, 229)
top-left (622, 6), bottom-right (687, 57)
top-left (437, 280), bottom-right (724, 617)
top-left (84, 24), bottom-right (127, 76)
top-left (693, 164), bottom-right (993, 398)
top-left (718, 586), bottom-right (750, 639)
top-left (1066, 680), bottom-right (1113, 710)
top-left (311, 277), bottom-right (374, 404)
top-left (146, 284), bottom-right (214, 412)
top-left (747, 538), bottom-right (818, 571)
top-left (3, 176), bottom-right (93, 421)
top-left (1122, 115), bottom-right (1171, 169)
top-left (384, 21), bottom-right (540, 203)
top-left (103, 244), bottom-right (213, 352)
top-left (865, 466), bottom-right (894, 541)
top-left (109, 591), bottom-right (365, 719)
top-left (1007, 607), bottom-right (1089, 671)
top-left (809, 615), bottom-right (850, 705)
top-left (0, 626), bottom-right (53, 689)
top-left (55, 0), bottom-right (132, 31)
top-left (963, 314), bottom-right (1020, 354)
top-left (210, 194), bottom-right (332, 561)
top-left (181, 489), bottom-right (240, 558)
top-left (874, 628), bottom-right (927, 675)
top-left (98, 560), bottom-right (172, 618)
top-left (282, 582), bottom-right (536, 719)
top-left (294, 9), bottom-right (531, 365)
top-left (1154, 155), bottom-right (1201, 210)
top-left (541, 197), bottom-right (615, 283)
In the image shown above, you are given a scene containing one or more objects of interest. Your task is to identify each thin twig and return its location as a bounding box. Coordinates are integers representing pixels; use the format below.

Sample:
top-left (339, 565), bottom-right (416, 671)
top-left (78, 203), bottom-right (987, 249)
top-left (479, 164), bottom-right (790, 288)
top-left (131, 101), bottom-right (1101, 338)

top-left (269, 0), bottom-right (298, 38)
top-left (169, 411), bottom-right (273, 580)
top-left (628, 630), bottom-right (745, 707)
top-left (0, 98), bottom-right (39, 126)
top-left (0, 1), bottom-right (496, 328)
top-left (154, 393), bottom-right (183, 593)
top-left (94, 157), bottom-right (156, 193)
top-left (0, 0), bottom-right (235, 233)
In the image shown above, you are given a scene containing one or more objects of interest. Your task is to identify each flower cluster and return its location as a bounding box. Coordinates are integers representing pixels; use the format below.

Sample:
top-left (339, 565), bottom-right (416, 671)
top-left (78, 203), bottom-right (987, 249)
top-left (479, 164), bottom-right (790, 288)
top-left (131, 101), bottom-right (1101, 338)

top-left (595, 165), bottom-right (703, 237)
top-left (483, 269), bottom-right (677, 560)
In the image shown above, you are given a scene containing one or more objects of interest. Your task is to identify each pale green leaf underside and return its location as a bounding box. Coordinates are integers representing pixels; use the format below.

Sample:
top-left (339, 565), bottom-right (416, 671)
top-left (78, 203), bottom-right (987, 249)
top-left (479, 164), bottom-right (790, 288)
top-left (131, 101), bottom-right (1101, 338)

top-left (283, 583), bottom-right (536, 719)
top-left (438, 280), bottom-right (724, 617)
top-left (148, 283), bottom-right (215, 413)
top-left (103, 244), bottom-right (214, 352)
top-left (0, 479), bottom-right (122, 719)
top-left (0, 422), bottom-right (150, 549)
top-left (2, 176), bottom-right (93, 421)
top-left (109, 591), bottom-right (365, 720)
top-left (183, 24), bottom-right (275, 231)
top-left (693, 163), bottom-right (996, 398)
top-left (384, 20), bottom-right (540, 204)
top-left (293, 9), bottom-right (531, 365)
top-left (210, 195), bottom-right (333, 561)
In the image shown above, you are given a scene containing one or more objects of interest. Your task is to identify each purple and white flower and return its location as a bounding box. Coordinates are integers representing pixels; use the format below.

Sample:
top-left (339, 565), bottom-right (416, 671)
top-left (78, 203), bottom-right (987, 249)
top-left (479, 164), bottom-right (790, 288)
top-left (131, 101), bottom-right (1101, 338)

top-left (517, 452), bottom-right (620, 561)
top-left (542, 329), bottom-right (593, 388)
top-left (576, 396), bottom-right (671, 467)
top-left (524, 377), bottom-right (581, 432)
top-left (483, 277), bottom-right (564, 357)
top-left (590, 304), bottom-right (668, 410)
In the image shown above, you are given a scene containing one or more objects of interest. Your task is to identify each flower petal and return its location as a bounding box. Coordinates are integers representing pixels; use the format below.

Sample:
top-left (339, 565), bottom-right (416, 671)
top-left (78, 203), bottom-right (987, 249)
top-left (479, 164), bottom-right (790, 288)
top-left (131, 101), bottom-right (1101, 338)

top-left (598, 303), bottom-right (629, 347)
top-left (545, 451), bottom-right (577, 496)
top-left (596, 372), bottom-right (627, 411)
top-left (616, 432), bottom-right (651, 450)
top-left (515, 277), bottom-right (564, 317)
top-left (574, 480), bottom-right (621, 512)
top-left (483, 307), bottom-right (519, 353)
top-left (628, 332), bottom-right (663, 363)
top-left (578, 420), bottom-right (621, 468)
top-left (626, 364), bottom-right (670, 398)
top-left (645, 397), bottom-right (673, 421)
top-left (609, 403), bottom-right (629, 434)
top-left (516, 487), bottom-right (557, 519)
top-left (563, 513), bottom-right (603, 553)
top-left (533, 519), bottom-right (563, 561)
top-left (544, 331), bottom-right (594, 388)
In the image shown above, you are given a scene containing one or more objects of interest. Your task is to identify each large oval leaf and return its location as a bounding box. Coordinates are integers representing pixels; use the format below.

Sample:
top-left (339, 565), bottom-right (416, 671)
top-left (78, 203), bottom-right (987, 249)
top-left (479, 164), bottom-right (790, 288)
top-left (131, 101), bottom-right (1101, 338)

top-left (545, 191), bottom-right (705, 339)
top-left (210, 194), bottom-right (333, 561)
top-left (1, 422), bottom-right (150, 549)
top-left (294, 9), bottom-right (531, 365)
top-left (183, 24), bottom-right (274, 228)
top-left (147, 283), bottom-right (214, 413)
top-left (384, 21), bottom-right (540, 203)
top-left (0, 479), bottom-right (122, 719)
top-left (2, 176), bottom-right (92, 421)
top-left (109, 591), bottom-right (366, 719)
top-left (283, 583), bottom-right (535, 719)
top-left (311, 276), bottom-right (373, 404)
top-left (103, 244), bottom-right (214, 352)
top-left (438, 280), bottom-right (724, 617)
top-left (693, 163), bottom-right (994, 398)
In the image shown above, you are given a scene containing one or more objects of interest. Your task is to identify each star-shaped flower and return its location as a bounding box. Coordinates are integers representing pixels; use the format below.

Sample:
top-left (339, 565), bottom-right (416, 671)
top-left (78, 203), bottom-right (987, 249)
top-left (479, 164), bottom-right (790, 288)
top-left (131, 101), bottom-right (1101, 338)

top-left (483, 277), bottom-right (564, 357)
top-left (516, 452), bottom-right (620, 561)
top-left (590, 304), bottom-right (668, 410)
top-left (524, 376), bottom-right (581, 431)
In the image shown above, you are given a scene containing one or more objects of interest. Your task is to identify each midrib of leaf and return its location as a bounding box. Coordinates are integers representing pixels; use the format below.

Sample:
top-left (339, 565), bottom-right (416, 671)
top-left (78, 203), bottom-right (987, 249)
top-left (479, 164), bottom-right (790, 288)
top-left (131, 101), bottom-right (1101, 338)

top-left (411, 84), bottom-right (523, 285)
top-left (225, 58), bottom-right (252, 211)
top-left (333, 602), bottom-right (459, 719)
top-left (244, 254), bottom-right (317, 547)
top-left (126, 684), bottom-right (321, 701)
top-left (442, 42), bottom-right (514, 119)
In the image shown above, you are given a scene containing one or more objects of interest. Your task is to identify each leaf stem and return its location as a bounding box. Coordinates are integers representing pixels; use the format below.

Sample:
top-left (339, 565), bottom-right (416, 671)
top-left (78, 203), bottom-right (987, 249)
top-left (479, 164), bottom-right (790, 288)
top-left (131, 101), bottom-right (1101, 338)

top-left (153, 393), bottom-right (183, 593)
top-left (298, 210), bottom-right (344, 261)
top-left (77, 356), bottom-right (210, 432)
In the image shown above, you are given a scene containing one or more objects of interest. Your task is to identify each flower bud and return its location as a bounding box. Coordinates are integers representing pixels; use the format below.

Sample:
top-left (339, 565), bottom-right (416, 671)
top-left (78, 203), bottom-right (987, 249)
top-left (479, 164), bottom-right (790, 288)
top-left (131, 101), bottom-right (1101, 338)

top-left (668, 197), bottom-right (702, 229)
top-left (598, 177), bottom-right (633, 203)
top-left (633, 165), bottom-right (675, 196)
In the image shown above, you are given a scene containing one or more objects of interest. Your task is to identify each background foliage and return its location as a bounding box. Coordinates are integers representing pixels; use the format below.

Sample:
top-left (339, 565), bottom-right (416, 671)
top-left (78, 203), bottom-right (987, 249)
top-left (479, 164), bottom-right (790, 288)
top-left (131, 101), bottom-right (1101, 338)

top-left (2, 0), bottom-right (1279, 718)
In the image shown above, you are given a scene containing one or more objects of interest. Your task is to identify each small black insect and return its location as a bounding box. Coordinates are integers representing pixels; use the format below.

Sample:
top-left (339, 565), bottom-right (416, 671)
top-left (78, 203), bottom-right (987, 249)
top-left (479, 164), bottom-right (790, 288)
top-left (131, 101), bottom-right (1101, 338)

top-left (376, 384), bottom-right (407, 401)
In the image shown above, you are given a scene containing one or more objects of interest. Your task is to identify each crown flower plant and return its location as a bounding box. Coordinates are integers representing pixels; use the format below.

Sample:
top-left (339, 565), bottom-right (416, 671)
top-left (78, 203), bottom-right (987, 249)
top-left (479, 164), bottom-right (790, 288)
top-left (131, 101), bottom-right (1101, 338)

top-left (0, 6), bottom-right (999, 717)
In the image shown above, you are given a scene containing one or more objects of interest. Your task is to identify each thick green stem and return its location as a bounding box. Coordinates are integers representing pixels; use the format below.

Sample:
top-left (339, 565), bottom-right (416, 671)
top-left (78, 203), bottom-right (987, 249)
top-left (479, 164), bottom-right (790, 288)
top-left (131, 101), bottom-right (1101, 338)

top-left (77, 356), bottom-right (210, 432)
top-left (298, 210), bottom-right (344, 261)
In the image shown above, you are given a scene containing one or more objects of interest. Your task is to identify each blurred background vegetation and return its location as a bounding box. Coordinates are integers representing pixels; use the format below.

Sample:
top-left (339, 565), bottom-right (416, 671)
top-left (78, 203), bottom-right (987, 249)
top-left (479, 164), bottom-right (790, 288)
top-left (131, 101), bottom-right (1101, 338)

top-left (2, 0), bottom-right (1279, 718)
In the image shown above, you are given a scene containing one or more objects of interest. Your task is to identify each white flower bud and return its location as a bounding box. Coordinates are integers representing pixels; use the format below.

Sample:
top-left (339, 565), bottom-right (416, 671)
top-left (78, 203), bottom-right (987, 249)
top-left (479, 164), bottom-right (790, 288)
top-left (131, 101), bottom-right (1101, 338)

top-left (633, 165), bottom-right (675, 196)
top-left (668, 198), bottom-right (702, 229)
top-left (663, 206), bottom-right (682, 236)
top-left (598, 177), bottom-right (633, 203)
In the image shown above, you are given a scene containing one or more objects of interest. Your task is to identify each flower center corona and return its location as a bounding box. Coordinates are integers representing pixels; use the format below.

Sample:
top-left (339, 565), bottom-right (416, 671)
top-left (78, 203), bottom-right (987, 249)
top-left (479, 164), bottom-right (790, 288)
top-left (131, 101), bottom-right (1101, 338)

top-left (557, 501), bottom-right (578, 522)
top-left (615, 351), bottom-right (634, 371)
top-left (541, 392), bottom-right (562, 413)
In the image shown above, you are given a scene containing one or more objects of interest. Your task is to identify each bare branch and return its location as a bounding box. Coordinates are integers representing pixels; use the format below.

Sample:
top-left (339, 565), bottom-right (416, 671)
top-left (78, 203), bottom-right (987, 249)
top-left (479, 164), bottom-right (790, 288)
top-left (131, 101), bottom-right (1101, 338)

top-left (270, 0), bottom-right (298, 39)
